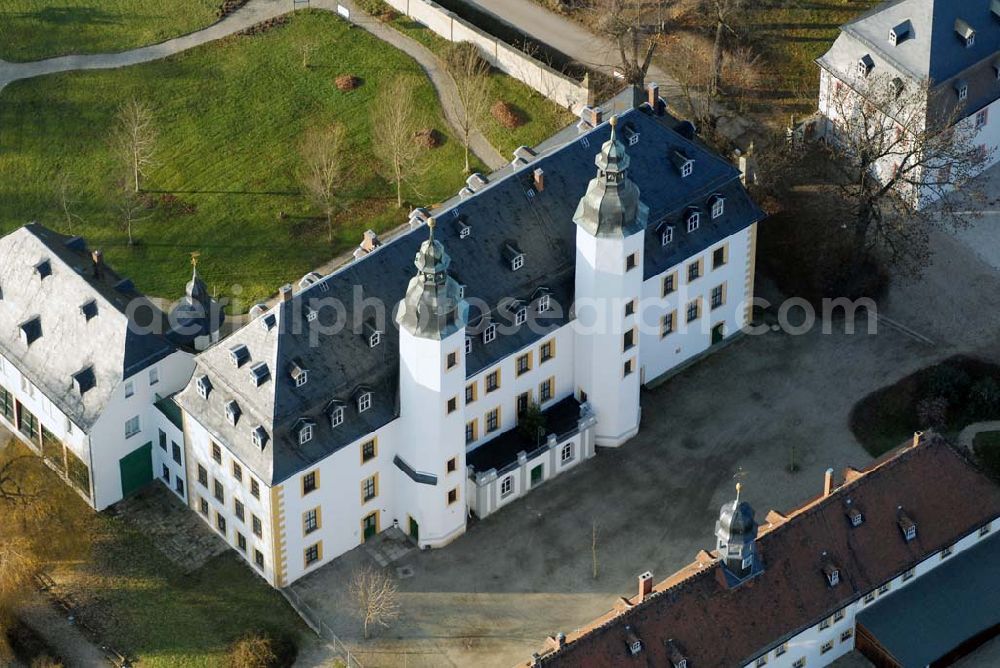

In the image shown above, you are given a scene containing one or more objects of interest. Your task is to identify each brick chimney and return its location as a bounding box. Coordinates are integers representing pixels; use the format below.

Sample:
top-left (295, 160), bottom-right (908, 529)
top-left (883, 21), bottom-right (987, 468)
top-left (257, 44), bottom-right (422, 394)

top-left (912, 431), bottom-right (924, 448)
top-left (533, 168), bottom-right (545, 192)
top-left (647, 82), bottom-right (660, 109)
top-left (361, 229), bottom-right (380, 252)
top-left (279, 284), bottom-right (293, 302)
top-left (823, 468), bottom-right (834, 496)
top-left (91, 249), bottom-right (104, 279)
top-left (638, 571), bottom-right (653, 601)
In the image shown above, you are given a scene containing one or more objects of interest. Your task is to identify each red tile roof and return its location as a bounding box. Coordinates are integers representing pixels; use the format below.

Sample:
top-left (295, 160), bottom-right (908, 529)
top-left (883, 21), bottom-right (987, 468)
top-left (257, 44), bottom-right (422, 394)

top-left (525, 434), bottom-right (1000, 668)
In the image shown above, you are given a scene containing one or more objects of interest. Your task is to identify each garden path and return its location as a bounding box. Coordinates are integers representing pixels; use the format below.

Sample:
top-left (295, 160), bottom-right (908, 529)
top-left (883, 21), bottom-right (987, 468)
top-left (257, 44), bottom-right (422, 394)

top-left (0, 0), bottom-right (507, 170)
top-left (958, 421), bottom-right (1000, 449)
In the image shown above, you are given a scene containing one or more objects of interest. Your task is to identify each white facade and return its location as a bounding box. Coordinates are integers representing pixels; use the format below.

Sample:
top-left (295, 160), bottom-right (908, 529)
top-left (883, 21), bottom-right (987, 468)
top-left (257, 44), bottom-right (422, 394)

top-left (743, 521), bottom-right (995, 668)
top-left (0, 349), bottom-right (193, 510)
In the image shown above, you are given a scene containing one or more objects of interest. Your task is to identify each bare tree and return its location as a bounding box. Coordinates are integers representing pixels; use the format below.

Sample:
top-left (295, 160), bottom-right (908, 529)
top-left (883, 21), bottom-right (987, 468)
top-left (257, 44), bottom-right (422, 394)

top-left (446, 43), bottom-right (493, 174)
top-left (722, 45), bottom-right (762, 112)
top-left (54, 168), bottom-right (83, 231)
top-left (372, 76), bottom-right (425, 208)
top-left (823, 73), bottom-right (992, 270)
top-left (349, 565), bottom-right (401, 639)
top-left (299, 42), bottom-right (316, 69)
top-left (0, 455), bottom-right (41, 506)
top-left (592, 0), bottom-right (696, 88)
top-left (227, 632), bottom-right (277, 668)
top-left (111, 97), bottom-right (158, 193)
top-left (706, 0), bottom-right (746, 96)
top-left (660, 33), bottom-right (714, 126)
top-left (299, 124), bottom-right (348, 242)
top-left (111, 176), bottom-right (152, 246)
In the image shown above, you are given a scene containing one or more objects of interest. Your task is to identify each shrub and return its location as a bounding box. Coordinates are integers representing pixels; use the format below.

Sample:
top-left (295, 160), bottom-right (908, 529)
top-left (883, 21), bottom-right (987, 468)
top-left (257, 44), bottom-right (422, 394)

top-left (970, 377), bottom-right (1000, 419)
top-left (227, 631), bottom-right (296, 668)
top-left (922, 365), bottom-right (971, 404)
top-left (413, 128), bottom-right (441, 149)
top-left (518, 403), bottom-right (547, 442)
top-left (443, 42), bottom-right (488, 74)
top-left (916, 396), bottom-right (948, 430)
top-left (490, 101), bottom-right (523, 129)
top-left (335, 75), bottom-right (360, 92)
top-left (356, 0), bottom-right (390, 15)
top-left (377, 8), bottom-right (399, 22)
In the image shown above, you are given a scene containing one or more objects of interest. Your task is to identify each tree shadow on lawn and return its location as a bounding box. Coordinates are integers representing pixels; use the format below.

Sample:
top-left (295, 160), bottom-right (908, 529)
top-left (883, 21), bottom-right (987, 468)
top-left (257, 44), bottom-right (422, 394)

top-left (9, 7), bottom-right (121, 27)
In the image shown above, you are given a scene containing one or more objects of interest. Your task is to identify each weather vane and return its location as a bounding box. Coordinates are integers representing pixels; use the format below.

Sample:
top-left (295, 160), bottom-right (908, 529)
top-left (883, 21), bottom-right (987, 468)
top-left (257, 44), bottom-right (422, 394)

top-left (733, 467), bottom-right (747, 503)
top-left (190, 251), bottom-right (201, 268)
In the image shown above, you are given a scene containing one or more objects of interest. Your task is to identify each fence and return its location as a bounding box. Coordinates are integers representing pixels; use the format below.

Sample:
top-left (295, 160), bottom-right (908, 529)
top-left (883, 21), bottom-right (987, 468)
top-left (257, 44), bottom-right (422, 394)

top-left (383, 0), bottom-right (589, 111)
top-left (282, 586), bottom-right (365, 668)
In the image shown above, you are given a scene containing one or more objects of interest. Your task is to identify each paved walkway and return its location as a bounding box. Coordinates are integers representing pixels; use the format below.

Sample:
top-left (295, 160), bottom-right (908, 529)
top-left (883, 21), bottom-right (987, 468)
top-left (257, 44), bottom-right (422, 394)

top-left (959, 421), bottom-right (1000, 449)
top-left (18, 593), bottom-right (112, 667)
top-left (0, 0), bottom-right (506, 170)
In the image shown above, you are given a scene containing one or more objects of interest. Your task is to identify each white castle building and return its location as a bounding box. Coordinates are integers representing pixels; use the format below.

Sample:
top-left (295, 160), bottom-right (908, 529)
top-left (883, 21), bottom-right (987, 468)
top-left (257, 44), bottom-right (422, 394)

top-left (816, 0), bottom-right (1000, 208)
top-left (0, 98), bottom-right (763, 588)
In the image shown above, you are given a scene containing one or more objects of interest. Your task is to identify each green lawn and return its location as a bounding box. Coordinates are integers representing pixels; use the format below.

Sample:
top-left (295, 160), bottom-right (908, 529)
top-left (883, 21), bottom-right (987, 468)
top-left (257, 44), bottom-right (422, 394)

top-left (0, 0), bottom-right (220, 62)
top-left (746, 0), bottom-right (879, 114)
top-left (361, 4), bottom-right (574, 156)
top-left (0, 11), bottom-right (478, 306)
top-left (68, 521), bottom-right (307, 668)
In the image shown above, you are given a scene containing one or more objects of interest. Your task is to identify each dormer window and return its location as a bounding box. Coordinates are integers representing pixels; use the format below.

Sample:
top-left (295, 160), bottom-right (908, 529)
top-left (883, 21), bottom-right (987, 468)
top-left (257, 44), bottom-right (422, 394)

top-left (357, 391), bottom-right (372, 413)
top-left (661, 225), bottom-right (674, 246)
top-left (622, 123), bottom-right (639, 146)
top-left (538, 294), bottom-right (550, 313)
top-left (858, 54), bottom-right (874, 77)
top-left (81, 300), bottom-right (98, 321)
top-left (888, 20), bottom-right (910, 46)
top-left (666, 640), bottom-right (688, 668)
top-left (35, 259), bottom-right (51, 279)
top-left (955, 19), bottom-right (975, 47)
top-left (956, 80), bottom-right (968, 102)
top-left (196, 374), bottom-right (212, 399)
top-left (848, 506), bottom-right (863, 527)
top-left (225, 400), bottom-right (241, 425)
top-left (73, 366), bottom-right (96, 395)
top-left (710, 195), bottom-right (725, 219)
top-left (457, 284), bottom-right (466, 300)
top-left (515, 307), bottom-right (527, 326)
top-left (364, 321), bottom-right (382, 348)
top-left (305, 306), bottom-right (318, 322)
top-left (19, 317), bottom-right (42, 346)
top-left (251, 425), bottom-right (268, 449)
top-left (483, 323), bottom-right (497, 344)
top-left (686, 210), bottom-right (700, 233)
top-left (741, 554), bottom-right (753, 570)
top-left (329, 403), bottom-right (345, 428)
top-left (898, 510), bottom-right (917, 541)
top-left (229, 344), bottom-right (250, 368)
top-left (260, 313), bottom-right (276, 331)
top-left (503, 243), bottom-right (525, 271)
top-left (290, 362), bottom-right (308, 387)
top-left (824, 563), bottom-right (840, 587)
top-left (458, 220), bottom-right (471, 239)
top-left (297, 421), bottom-right (314, 445)
top-left (465, 336), bottom-right (472, 354)
top-left (249, 362), bottom-right (270, 387)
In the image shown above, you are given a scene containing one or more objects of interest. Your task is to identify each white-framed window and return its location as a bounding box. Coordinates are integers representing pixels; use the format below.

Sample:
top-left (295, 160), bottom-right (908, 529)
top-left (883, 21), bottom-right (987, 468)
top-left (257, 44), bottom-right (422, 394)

top-left (500, 475), bottom-right (513, 498)
top-left (306, 307), bottom-right (318, 322)
top-left (358, 392), bottom-right (372, 413)
top-left (330, 406), bottom-right (344, 428)
top-left (902, 567), bottom-right (915, 581)
top-left (629, 640), bottom-right (642, 654)
top-left (858, 58), bottom-right (871, 77)
top-left (756, 656), bottom-right (768, 667)
top-left (957, 83), bottom-right (968, 101)
top-left (457, 284), bottom-right (466, 299)
top-left (980, 522), bottom-right (992, 537)
top-left (465, 336), bottom-right (472, 354)
top-left (792, 658), bottom-right (806, 668)
top-left (538, 294), bottom-right (550, 312)
top-left (940, 545), bottom-right (953, 559)
top-left (125, 416), bottom-right (140, 438)
top-left (511, 254), bottom-right (524, 271)
top-left (225, 400), bottom-right (240, 425)
top-left (661, 225), bottom-right (674, 246)
top-left (965, 31), bottom-right (976, 48)
top-left (295, 370), bottom-right (308, 387)
top-left (878, 582), bottom-right (891, 595)
top-left (252, 426), bottom-right (267, 448)
top-left (369, 331), bottom-right (381, 348)
top-left (681, 160), bottom-right (693, 178)
top-left (196, 376), bottom-right (210, 399)
top-left (686, 211), bottom-right (700, 233)
top-left (711, 196), bottom-right (724, 219)
top-left (561, 443), bottom-right (574, 463)
top-left (821, 641), bottom-right (833, 655)
top-left (149, 367), bottom-right (159, 386)
top-left (124, 381), bottom-right (134, 398)
top-left (299, 423), bottom-right (313, 445)
top-left (976, 109), bottom-right (989, 130)
top-left (483, 323), bottom-right (497, 344)
top-left (515, 307), bottom-right (527, 326)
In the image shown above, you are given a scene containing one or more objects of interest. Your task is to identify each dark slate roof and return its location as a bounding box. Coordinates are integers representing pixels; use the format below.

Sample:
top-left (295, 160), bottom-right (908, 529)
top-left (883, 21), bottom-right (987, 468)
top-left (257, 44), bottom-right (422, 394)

top-left (175, 106), bottom-right (763, 486)
top-left (820, 0), bottom-right (1000, 84)
top-left (856, 531), bottom-right (1000, 666)
top-left (467, 396), bottom-right (583, 474)
top-left (0, 224), bottom-right (177, 430)
top-left (529, 436), bottom-right (1000, 667)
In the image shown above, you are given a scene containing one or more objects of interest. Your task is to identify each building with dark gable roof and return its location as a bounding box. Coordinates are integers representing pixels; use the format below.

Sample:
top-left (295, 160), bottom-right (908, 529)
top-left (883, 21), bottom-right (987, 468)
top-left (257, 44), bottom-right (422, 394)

top-left (816, 0), bottom-right (1000, 208)
top-left (175, 96), bottom-right (764, 587)
top-left (0, 224), bottom-right (195, 510)
top-left (524, 433), bottom-right (1000, 668)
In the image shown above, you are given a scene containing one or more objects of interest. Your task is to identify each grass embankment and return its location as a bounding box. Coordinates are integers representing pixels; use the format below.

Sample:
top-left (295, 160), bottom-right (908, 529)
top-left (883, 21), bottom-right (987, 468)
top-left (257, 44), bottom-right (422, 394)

top-left (0, 11), bottom-right (478, 306)
top-left (358, 0), bottom-right (574, 156)
top-left (0, 0), bottom-right (220, 62)
top-left (850, 356), bottom-right (1000, 457)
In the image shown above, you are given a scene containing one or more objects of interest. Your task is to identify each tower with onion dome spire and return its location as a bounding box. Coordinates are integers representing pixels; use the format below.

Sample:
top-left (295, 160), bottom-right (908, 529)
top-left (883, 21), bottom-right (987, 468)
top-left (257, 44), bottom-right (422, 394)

top-left (395, 218), bottom-right (468, 548)
top-left (572, 115), bottom-right (649, 447)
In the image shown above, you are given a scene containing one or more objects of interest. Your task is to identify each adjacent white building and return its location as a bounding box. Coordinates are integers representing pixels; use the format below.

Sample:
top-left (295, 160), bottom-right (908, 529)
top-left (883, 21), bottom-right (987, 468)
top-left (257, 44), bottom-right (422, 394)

top-left (816, 0), bottom-right (1000, 208)
top-left (0, 225), bottom-right (195, 510)
top-left (173, 100), bottom-right (764, 588)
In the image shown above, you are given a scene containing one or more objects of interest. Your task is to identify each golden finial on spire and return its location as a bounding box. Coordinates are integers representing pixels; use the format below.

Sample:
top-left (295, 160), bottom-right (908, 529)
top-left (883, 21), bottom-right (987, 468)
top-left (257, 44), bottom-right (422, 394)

top-left (610, 114), bottom-right (618, 128)
top-left (733, 467), bottom-right (746, 503)
top-left (190, 251), bottom-right (201, 268)
top-left (427, 216), bottom-right (436, 242)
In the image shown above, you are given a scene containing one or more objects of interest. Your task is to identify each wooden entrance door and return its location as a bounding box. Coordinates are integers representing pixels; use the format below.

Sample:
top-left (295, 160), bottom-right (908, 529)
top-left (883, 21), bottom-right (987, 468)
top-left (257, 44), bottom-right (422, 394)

top-left (362, 511), bottom-right (379, 541)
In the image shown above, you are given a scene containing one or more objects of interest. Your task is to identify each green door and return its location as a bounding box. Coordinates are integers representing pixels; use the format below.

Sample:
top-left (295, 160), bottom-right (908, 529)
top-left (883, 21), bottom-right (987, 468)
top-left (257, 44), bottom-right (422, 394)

top-left (530, 464), bottom-right (544, 487)
top-left (363, 512), bottom-right (379, 541)
top-left (409, 516), bottom-right (419, 542)
top-left (712, 323), bottom-right (725, 345)
top-left (119, 442), bottom-right (153, 497)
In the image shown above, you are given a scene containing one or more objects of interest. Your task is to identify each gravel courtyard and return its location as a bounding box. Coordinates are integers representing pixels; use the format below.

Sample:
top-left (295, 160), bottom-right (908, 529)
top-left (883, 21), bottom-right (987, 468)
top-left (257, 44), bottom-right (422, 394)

top-left (291, 200), bottom-right (1000, 668)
